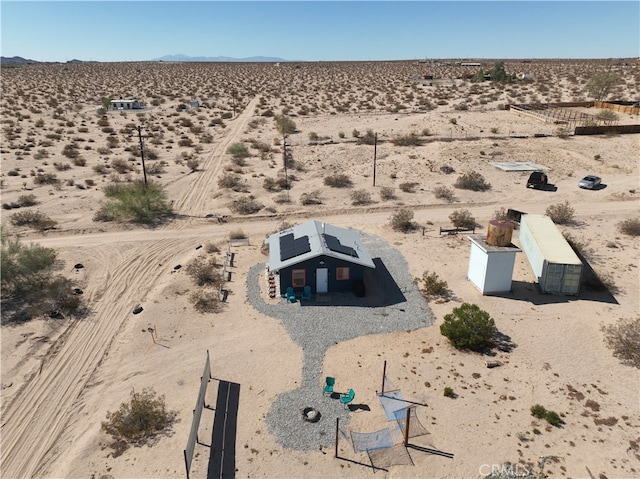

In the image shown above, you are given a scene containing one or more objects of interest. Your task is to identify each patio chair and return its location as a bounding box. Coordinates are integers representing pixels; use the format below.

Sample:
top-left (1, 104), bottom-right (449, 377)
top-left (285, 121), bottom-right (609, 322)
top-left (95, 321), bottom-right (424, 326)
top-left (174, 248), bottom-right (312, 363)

top-left (301, 285), bottom-right (312, 301)
top-left (340, 388), bottom-right (355, 409)
top-left (285, 286), bottom-right (296, 302)
top-left (323, 376), bottom-right (335, 396)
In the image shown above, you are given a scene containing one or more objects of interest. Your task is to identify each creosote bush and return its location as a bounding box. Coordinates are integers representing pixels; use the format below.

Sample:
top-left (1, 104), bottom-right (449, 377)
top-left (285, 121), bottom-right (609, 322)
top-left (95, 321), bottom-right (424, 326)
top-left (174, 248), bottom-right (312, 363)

top-left (190, 290), bottom-right (221, 313)
top-left (226, 142), bottom-right (250, 160)
top-left (350, 189), bottom-right (372, 205)
top-left (102, 388), bottom-right (176, 455)
top-left (230, 197), bottom-right (262, 215)
top-left (601, 317), bottom-right (640, 368)
top-left (617, 217), bottom-right (640, 236)
top-left (454, 171), bottom-right (491, 191)
top-left (546, 200), bottom-right (575, 224)
top-left (440, 303), bottom-right (496, 351)
top-left (433, 186), bottom-right (454, 201)
top-left (420, 271), bottom-right (449, 299)
top-left (379, 186), bottom-right (396, 201)
top-left (94, 181), bottom-right (173, 224)
top-left (185, 257), bottom-right (221, 286)
top-left (389, 208), bottom-right (415, 232)
top-left (399, 182), bottom-right (418, 193)
top-left (449, 209), bottom-right (476, 229)
top-left (9, 210), bottom-right (57, 231)
top-left (300, 190), bottom-right (322, 205)
top-left (324, 173), bottom-right (352, 188)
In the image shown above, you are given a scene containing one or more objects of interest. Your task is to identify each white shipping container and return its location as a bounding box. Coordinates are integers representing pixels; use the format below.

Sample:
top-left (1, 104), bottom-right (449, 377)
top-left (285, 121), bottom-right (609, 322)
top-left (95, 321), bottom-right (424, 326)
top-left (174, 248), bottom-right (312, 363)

top-left (519, 214), bottom-right (582, 295)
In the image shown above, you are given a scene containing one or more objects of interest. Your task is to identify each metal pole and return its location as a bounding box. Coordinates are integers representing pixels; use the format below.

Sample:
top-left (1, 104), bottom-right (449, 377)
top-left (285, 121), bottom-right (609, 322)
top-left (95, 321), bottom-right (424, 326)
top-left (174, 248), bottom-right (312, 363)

top-left (404, 407), bottom-right (411, 446)
top-left (373, 133), bottom-right (377, 186)
top-left (335, 417), bottom-right (339, 458)
top-left (137, 125), bottom-right (148, 187)
top-left (381, 360), bottom-right (386, 396)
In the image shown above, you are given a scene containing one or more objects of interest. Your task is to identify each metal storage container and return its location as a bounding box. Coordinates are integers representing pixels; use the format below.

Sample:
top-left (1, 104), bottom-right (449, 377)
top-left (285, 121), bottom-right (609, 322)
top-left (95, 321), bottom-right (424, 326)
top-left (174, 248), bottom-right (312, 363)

top-left (518, 214), bottom-right (582, 295)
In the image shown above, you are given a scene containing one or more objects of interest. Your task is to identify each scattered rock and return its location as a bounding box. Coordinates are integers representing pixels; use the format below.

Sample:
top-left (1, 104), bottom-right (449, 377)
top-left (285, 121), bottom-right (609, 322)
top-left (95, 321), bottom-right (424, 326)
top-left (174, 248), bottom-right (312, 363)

top-left (73, 288), bottom-right (83, 295)
top-left (74, 263), bottom-right (84, 269)
top-left (195, 244), bottom-right (203, 250)
top-left (486, 361), bottom-right (503, 368)
top-left (173, 264), bottom-right (182, 270)
top-left (132, 306), bottom-right (143, 315)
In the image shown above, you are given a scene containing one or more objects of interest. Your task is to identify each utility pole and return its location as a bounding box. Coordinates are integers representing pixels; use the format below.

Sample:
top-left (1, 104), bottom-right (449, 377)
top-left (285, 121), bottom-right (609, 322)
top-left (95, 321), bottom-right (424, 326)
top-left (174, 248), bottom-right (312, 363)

top-left (283, 133), bottom-right (289, 198)
top-left (372, 133), bottom-right (377, 187)
top-left (135, 125), bottom-right (148, 187)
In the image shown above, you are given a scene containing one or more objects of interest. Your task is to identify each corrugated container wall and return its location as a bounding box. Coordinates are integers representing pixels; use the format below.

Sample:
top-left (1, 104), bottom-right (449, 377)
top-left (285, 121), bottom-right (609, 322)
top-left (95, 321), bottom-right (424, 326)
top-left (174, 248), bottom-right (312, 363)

top-left (519, 215), bottom-right (582, 295)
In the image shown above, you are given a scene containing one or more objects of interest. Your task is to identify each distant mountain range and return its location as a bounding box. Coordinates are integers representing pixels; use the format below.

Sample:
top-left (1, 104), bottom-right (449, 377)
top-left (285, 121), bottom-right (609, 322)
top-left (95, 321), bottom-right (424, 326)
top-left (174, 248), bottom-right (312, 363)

top-left (1, 56), bottom-right (40, 65)
top-left (151, 54), bottom-right (289, 62)
top-left (1, 54), bottom-right (290, 65)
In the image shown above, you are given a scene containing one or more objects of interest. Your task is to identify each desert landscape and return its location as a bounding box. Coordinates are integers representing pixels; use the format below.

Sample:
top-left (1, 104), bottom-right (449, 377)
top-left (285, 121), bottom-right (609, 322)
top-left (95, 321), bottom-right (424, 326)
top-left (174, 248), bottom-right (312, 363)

top-left (1, 59), bottom-right (639, 479)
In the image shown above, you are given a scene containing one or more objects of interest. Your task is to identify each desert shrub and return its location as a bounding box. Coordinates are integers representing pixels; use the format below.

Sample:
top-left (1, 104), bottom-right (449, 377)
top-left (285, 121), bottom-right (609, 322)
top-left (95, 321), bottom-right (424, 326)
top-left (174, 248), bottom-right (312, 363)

top-left (186, 257), bottom-right (221, 286)
top-left (178, 137), bottom-right (193, 147)
top-left (263, 176), bottom-right (288, 191)
top-left (379, 186), bottom-right (396, 201)
top-left (226, 142), bottom-right (250, 161)
top-left (229, 229), bottom-right (246, 240)
top-left (449, 209), bottom-right (476, 229)
top-left (530, 404), bottom-right (547, 419)
top-left (10, 210), bottom-right (57, 231)
top-left (145, 161), bottom-right (166, 175)
top-left (358, 129), bottom-right (376, 145)
top-left (1, 231), bottom-right (56, 299)
top-left (186, 158), bottom-right (200, 171)
top-left (352, 129), bottom-right (360, 138)
top-left (545, 410), bottom-right (563, 427)
top-left (72, 157), bottom-right (87, 166)
top-left (351, 189), bottom-right (372, 205)
top-left (399, 182), bottom-right (418, 193)
top-left (454, 171), bottom-right (491, 191)
top-left (308, 131), bottom-right (318, 141)
top-left (443, 387), bottom-right (455, 398)
top-left (493, 207), bottom-right (508, 220)
top-left (546, 201), bottom-right (575, 224)
top-left (300, 190), bottom-right (322, 205)
top-left (275, 114), bottom-right (296, 135)
top-left (617, 218), bottom-right (640, 236)
top-left (33, 173), bottom-right (59, 185)
top-left (391, 133), bottom-right (421, 146)
top-left (596, 109), bottom-right (619, 122)
top-left (274, 192), bottom-right (291, 204)
top-left (324, 174), bottom-right (352, 188)
top-left (93, 164), bottom-right (108, 174)
top-left (440, 303), bottom-right (496, 351)
top-left (217, 173), bottom-right (243, 190)
top-left (111, 158), bottom-right (132, 174)
top-left (94, 181), bottom-right (172, 224)
top-left (421, 271), bottom-right (449, 298)
top-left (17, 194), bottom-right (38, 207)
top-left (433, 186), bottom-right (454, 201)
top-left (601, 317), bottom-right (640, 368)
top-left (190, 289), bottom-right (221, 313)
top-left (230, 197), bottom-right (262, 215)
top-left (53, 162), bottom-right (72, 171)
top-left (389, 208), bottom-right (415, 232)
top-left (102, 388), bottom-right (176, 454)
top-left (61, 143), bottom-right (79, 158)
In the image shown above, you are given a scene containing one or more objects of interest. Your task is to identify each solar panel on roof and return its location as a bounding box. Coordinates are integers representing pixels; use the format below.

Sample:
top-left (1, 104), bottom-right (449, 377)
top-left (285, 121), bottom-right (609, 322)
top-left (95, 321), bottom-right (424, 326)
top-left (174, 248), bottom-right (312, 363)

top-left (322, 234), bottom-right (358, 258)
top-left (294, 236), bottom-right (311, 255)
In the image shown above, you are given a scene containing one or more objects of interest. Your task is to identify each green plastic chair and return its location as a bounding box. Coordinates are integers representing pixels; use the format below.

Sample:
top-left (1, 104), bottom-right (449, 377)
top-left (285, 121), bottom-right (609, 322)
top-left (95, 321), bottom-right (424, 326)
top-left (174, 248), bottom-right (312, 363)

top-left (285, 286), bottom-right (296, 302)
top-left (340, 388), bottom-right (355, 409)
top-left (301, 285), bottom-right (312, 301)
top-left (323, 376), bottom-right (335, 396)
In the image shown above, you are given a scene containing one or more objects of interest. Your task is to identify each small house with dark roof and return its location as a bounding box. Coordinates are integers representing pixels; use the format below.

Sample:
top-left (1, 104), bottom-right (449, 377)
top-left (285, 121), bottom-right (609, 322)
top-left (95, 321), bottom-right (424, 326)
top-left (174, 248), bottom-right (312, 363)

top-left (265, 220), bottom-right (375, 295)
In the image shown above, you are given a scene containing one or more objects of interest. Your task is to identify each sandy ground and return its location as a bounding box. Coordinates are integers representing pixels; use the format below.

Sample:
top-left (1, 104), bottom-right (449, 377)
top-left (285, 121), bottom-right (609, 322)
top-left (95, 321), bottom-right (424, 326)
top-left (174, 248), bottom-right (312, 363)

top-left (1, 60), bottom-right (639, 479)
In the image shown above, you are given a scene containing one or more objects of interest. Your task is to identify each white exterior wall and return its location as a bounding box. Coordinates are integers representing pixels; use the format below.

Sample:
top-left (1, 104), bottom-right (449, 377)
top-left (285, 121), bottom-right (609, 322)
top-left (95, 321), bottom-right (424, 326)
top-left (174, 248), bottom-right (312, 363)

top-left (467, 239), bottom-right (519, 294)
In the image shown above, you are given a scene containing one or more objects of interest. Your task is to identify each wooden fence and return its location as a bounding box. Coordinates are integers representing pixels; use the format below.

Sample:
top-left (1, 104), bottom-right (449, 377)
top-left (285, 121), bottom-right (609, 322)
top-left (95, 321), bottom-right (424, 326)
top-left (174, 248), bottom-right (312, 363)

top-left (218, 238), bottom-right (250, 301)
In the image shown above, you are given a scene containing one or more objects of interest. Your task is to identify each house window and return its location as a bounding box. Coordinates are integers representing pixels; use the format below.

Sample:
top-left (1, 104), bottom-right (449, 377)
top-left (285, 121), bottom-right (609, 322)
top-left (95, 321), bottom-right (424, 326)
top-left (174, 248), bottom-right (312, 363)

top-left (292, 269), bottom-right (306, 288)
top-left (336, 267), bottom-right (350, 281)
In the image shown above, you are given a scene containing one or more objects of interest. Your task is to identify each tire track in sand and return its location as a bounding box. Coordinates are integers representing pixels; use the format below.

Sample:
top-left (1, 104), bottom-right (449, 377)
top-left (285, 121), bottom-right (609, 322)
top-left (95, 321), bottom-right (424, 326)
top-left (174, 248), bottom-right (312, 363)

top-left (0, 237), bottom-right (186, 479)
top-left (172, 96), bottom-right (259, 220)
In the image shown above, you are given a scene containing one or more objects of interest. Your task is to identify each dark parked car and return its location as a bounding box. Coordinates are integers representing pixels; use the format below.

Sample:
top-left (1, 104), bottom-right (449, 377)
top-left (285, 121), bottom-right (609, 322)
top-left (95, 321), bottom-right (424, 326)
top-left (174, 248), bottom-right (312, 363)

top-left (527, 171), bottom-right (548, 189)
top-left (579, 175), bottom-right (602, 189)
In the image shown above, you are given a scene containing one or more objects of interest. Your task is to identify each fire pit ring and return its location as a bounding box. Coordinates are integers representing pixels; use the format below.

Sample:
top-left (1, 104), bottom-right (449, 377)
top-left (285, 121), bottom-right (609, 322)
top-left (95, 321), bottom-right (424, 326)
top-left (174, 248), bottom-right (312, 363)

top-left (301, 407), bottom-right (321, 423)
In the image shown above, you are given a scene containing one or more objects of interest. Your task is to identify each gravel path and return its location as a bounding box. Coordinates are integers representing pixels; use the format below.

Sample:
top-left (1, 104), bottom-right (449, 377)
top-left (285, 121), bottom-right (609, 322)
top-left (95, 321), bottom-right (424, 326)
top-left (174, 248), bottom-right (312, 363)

top-left (246, 232), bottom-right (434, 451)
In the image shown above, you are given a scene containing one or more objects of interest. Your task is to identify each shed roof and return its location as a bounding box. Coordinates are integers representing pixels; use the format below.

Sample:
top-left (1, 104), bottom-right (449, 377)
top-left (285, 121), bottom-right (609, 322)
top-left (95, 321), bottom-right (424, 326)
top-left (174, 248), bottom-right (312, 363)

top-left (265, 220), bottom-right (376, 272)
top-left (521, 214), bottom-right (581, 265)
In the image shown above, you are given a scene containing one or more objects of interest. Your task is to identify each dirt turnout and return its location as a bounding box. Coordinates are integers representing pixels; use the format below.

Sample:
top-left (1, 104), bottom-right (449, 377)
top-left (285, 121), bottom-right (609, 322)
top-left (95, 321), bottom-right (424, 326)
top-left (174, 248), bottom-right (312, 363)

top-left (1, 60), bottom-right (638, 479)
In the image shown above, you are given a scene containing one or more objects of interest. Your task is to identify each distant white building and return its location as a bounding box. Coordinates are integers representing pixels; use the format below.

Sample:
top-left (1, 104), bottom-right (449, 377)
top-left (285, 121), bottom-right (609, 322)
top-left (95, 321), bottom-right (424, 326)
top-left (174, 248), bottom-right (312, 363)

top-left (110, 98), bottom-right (143, 110)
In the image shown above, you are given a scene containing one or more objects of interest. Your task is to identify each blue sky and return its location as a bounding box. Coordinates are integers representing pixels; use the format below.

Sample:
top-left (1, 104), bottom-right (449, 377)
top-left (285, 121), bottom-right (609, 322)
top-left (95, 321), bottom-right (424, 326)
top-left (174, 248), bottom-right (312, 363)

top-left (1, 1), bottom-right (638, 62)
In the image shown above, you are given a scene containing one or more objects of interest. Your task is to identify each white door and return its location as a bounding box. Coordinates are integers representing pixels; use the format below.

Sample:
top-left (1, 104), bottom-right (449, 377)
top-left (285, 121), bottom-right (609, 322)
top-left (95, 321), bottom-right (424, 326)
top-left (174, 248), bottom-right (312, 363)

top-left (316, 268), bottom-right (328, 293)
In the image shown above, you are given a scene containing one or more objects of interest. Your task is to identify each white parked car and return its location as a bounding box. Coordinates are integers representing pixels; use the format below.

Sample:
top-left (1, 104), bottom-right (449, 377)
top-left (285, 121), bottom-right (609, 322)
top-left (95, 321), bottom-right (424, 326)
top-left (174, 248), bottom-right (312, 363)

top-left (579, 175), bottom-right (602, 189)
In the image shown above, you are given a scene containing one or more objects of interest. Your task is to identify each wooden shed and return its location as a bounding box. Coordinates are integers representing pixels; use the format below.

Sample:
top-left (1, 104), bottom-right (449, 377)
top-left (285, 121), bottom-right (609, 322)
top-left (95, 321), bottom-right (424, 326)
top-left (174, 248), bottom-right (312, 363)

top-left (265, 221), bottom-right (375, 296)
